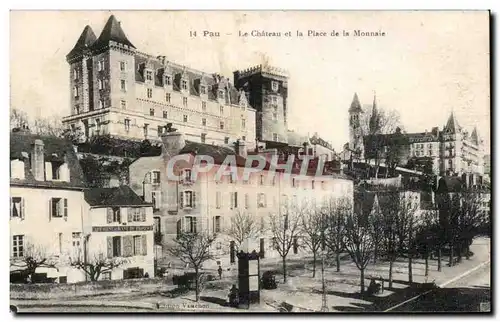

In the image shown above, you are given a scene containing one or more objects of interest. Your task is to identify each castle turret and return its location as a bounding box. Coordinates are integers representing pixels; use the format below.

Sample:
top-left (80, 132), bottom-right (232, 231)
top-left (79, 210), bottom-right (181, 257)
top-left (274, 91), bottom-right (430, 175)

top-left (348, 93), bottom-right (364, 156)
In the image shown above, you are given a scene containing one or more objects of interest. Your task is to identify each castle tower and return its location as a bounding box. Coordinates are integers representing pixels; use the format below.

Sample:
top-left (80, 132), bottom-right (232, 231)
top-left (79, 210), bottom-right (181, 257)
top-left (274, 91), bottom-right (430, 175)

top-left (65, 15), bottom-right (137, 137)
top-left (233, 64), bottom-right (289, 144)
top-left (348, 93), bottom-right (364, 156)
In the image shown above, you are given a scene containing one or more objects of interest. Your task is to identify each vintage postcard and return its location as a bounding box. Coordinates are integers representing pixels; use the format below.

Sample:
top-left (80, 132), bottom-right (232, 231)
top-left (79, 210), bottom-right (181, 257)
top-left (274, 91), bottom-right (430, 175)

top-left (9, 10), bottom-right (491, 313)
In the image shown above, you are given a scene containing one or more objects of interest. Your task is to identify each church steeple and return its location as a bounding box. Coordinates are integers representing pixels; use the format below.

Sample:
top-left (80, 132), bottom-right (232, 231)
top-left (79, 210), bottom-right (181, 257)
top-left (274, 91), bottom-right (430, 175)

top-left (349, 92), bottom-right (363, 113)
top-left (444, 111), bottom-right (460, 134)
top-left (66, 25), bottom-right (97, 60)
top-left (369, 92), bottom-right (380, 134)
top-left (92, 15), bottom-right (136, 49)
top-left (471, 127), bottom-right (480, 145)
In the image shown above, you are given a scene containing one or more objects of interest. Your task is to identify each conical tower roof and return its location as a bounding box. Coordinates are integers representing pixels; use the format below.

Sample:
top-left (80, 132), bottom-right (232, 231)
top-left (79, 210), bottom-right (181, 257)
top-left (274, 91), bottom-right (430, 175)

top-left (67, 25), bottom-right (97, 59)
top-left (470, 127), bottom-right (480, 145)
top-left (349, 93), bottom-right (363, 113)
top-left (92, 15), bottom-right (135, 49)
top-left (444, 112), bottom-right (461, 133)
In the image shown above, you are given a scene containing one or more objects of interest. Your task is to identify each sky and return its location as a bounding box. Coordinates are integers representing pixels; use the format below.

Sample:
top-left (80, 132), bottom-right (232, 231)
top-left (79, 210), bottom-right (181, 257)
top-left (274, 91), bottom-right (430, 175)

top-left (10, 11), bottom-right (490, 152)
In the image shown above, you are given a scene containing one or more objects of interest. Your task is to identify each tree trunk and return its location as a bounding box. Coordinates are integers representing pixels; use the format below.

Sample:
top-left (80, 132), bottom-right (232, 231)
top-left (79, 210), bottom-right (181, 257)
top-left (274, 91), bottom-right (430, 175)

top-left (457, 241), bottom-right (463, 263)
top-left (437, 247), bottom-right (442, 272)
top-left (425, 254), bottom-right (429, 277)
top-left (466, 244), bottom-right (471, 260)
top-left (195, 267), bottom-right (200, 302)
top-left (336, 251), bottom-right (340, 272)
top-left (312, 252), bottom-right (317, 278)
top-left (408, 255), bottom-right (413, 284)
top-left (360, 268), bottom-right (365, 294)
top-left (373, 243), bottom-right (378, 264)
top-left (282, 256), bottom-right (287, 283)
top-left (448, 244), bottom-right (454, 267)
top-left (389, 259), bottom-right (394, 289)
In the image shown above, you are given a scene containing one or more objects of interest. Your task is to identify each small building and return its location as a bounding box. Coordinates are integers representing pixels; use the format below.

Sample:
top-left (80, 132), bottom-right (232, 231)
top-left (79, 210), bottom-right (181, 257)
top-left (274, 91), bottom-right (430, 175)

top-left (84, 186), bottom-right (154, 280)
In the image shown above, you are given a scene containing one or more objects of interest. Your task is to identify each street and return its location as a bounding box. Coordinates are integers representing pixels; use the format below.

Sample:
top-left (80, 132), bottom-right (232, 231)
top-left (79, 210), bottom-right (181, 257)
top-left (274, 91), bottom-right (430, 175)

top-left (392, 262), bottom-right (491, 312)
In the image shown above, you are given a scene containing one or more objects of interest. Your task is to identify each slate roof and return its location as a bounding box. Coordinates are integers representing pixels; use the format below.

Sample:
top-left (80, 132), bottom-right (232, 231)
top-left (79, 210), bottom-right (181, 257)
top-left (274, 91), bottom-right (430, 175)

top-left (91, 15), bottom-right (136, 50)
top-left (470, 127), bottom-right (480, 145)
top-left (180, 141), bottom-right (249, 167)
top-left (10, 132), bottom-right (86, 189)
top-left (134, 55), bottom-right (246, 105)
top-left (67, 25), bottom-right (97, 58)
top-left (443, 112), bottom-right (461, 134)
top-left (349, 93), bottom-right (363, 113)
top-left (85, 186), bottom-right (149, 207)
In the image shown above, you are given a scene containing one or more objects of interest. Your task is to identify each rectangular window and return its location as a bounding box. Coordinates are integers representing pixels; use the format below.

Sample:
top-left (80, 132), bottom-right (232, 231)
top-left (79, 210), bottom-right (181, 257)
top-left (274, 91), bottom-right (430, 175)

top-left (231, 192), bottom-right (238, 209)
top-left (292, 178), bottom-right (296, 187)
top-left (98, 60), bottom-right (104, 71)
top-left (131, 208), bottom-right (142, 222)
top-left (242, 135), bottom-right (246, 141)
top-left (120, 79), bottom-right (127, 91)
top-left (101, 272), bottom-right (111, 280)
top-left (214, 216), bottom-right (221, 233)
top-left (73, 86), bottom-right (79, 98)
top-left (120, 100), bottom-right (127, 109)
top-left (224, 137), bottom-right (229, 144)
top-left (146, 70), bottom-right (153, 81)
top-left (74, 105), bottom-right (80, 114)
top-left (260, 175), bottom-right (264, 185)
top-left (147, 88), bottom-right (153, 98)
top-left (73, 68), bottom-right (79, 80)
top-left (133, 235), bottom-right (142, 256)
top-left (50, 198), bottom-right (67, 218)
top-left (200, 86), bottom-right (206, 95)
top-left (72, 232), bottom-right (81, 254)
top-left (220, 106), bottom-right (224, 115)
top-left (312, 180), bottom-right (315, 189)
top-left (183, 97), bottom-right (188, 107)
top-left (183, 169), bottom-right (192, 183)
top-left (11, 197), bottom-right (24, 218)
top-left (184, 191), bottom-right (194, 208)
top-left (271, 81), bottom-right (279, 92)
top-left (202, 118), bottom-right (207, 126)
top-left (124, 119), bottom-right (130, 132)
top-left (112, 207), bottom-right (121, 223)
top-left (258, 193), bottom-right (266, 208)
top-left (120, 61), bottom-right (126, 71)
top-left (241, 119), bottom-right (246, 129)
top-left (201, 133), bottom-right (206, 143)
top-left (220, 121), bottom-right (224, 130)
top-left (165, 75), bottom-right (171, 86)
top-left (152, 191), bottom-right (161, 210)
top-left (216, 191), bottom-right (222, 209)
top-left (98, 79), bottom-right (104, 90)
top-left (165, 93), bottom-right (171, 103)
top-left (95, 119), bottom-right (101, 134)
top-left (183, 115), bottom-right (188, 123)
top-left (98, 99), bottom-right (105, 109)
top-left (202, 101), bottom-right (207, 111)
top-left (112, 236), bottom-right (121, 257)
top-left (163, 111), bottom-right (168, 119)
top-left (150, 108), bottom-right (155, 116)
top-left (181, 79), bottom-right (188, 90)
top-left (273, 133), bottom-right (278, 141)
top-left (187, 216), bottom-right (197, 233)
top-left (143, 124), bottom-right (149, 137)
top-left (12, 235), bottom-right (24, 258)
top-left (157, 126), bottom-right (163, 136)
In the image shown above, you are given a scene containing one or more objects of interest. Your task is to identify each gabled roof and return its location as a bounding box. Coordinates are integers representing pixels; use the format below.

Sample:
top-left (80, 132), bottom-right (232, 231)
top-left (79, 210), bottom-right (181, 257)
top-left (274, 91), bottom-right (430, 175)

top-left (67, 25), bottom-right (97, 58)
top-left (349, 93), bottom-right (363, 113)
top-left (444, 112), bottom-right (461, 134)
top-left (10, 132), bottom-right (87, 189)
top-left (180, 141), bottom-right (248, 167)
top-left (92, 15), bottom-right (135, 49)
top-left (85, 186), bottom-right (149, 207)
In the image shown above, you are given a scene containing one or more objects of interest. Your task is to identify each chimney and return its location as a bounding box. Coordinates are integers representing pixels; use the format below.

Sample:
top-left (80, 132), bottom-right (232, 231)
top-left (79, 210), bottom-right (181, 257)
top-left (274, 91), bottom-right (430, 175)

top-left (31, 139), bottom-right (45, 181)
top-left (431, 127), bottom-right (439, 136)
top-left (160, 124), bottom-right (186, 159)
top-left (234, 139), bottom-right (247, 158)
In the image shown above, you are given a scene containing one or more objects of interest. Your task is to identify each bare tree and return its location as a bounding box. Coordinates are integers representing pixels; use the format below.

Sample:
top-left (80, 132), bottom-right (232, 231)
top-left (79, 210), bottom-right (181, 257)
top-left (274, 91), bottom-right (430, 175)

top-left (300, 206), bottom-right (326, 277)
top-left (10, 108), bottom-right (66, 136)
top-left (396, 192), bottom-right (421, 284)
top-left (324, 197), bottom-right (348, 272)
top-left (415, 207), bottom-right (440, 278)
top-left (167, 232), bottom-right (216, 301)
top-left (70, 252), bottom-right (127, 282)
top-left (436, 192), bottom-right (461, 267)
top-left (225, 210), bottom-right (260, 250)
top-left (10, 107), bottom-right (30, 130)
top-left (10, 243), bottom-right (58, 283)
top-left (343, 200), bottom-right (374, 294)
top-left (269, 199), bottom-right (303, 283)
top-left (456, 189), bottom-right (487, 261)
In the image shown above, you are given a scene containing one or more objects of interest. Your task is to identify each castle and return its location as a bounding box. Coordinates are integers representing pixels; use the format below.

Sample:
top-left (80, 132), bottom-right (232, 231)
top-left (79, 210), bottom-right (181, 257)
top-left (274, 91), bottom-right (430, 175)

top-left (346, 93), bottom-right (485, 178)
top-left (62, 15), bottom-right (291, 153)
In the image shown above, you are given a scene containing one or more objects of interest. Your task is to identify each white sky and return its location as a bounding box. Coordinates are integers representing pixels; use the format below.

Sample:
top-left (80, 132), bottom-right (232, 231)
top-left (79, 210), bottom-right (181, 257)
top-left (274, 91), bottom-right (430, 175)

top-left (10, 11), bottom-right (490, 152)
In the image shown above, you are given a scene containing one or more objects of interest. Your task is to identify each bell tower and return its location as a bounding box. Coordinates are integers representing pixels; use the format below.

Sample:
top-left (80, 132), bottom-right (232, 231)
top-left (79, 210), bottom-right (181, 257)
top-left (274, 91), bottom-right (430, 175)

top-left (348, 92), bottom-right (364, 158)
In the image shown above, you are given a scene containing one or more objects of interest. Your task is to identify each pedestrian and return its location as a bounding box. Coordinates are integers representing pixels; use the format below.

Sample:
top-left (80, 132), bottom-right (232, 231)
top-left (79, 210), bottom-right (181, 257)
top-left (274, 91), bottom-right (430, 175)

top-left (218, 265), bottom-right (223, 280)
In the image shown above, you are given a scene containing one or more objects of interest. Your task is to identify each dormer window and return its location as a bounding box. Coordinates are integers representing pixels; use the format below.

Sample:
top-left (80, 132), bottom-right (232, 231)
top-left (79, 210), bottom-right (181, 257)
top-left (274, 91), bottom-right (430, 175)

top-left (164, 75), bottom-right (172, 86)
top-left (73, 86), bottom-right (79, 98)
top-left (218, 90), bottom-right (225, 99)
top-left (98, 79), bottom-right (104, 90)
top-left (45, 161), bottom-right (69, 181)
top-left (200, 85), bottom-right (206, 95)
top-left (182, 169), bottom-right (193, 183)
top-left (146, 70), bottom-right (153, 81)
top-left (181, 79), bottom-right (188, 91)
top-left (271, 81), bottom-right (279, 92)
top-left (10, 159), bottom-right (25, 180)
top-left (73, 68), bottom-right (79, 80)
top-left (98, 60), bottom-right (104, 71)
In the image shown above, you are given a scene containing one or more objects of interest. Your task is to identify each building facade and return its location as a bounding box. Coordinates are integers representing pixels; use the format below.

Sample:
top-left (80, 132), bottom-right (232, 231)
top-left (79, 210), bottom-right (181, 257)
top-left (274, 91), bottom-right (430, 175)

top-left (62, 15), bottom-right (299, 152)
top-left (129, 130), bottom-right (354, 267)
top-left (10, 131), bottom-right (88, 283)
top-left (346, 93), bottom-right (485, 176)
top-left (83, 186), bottom-right (154, 280)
